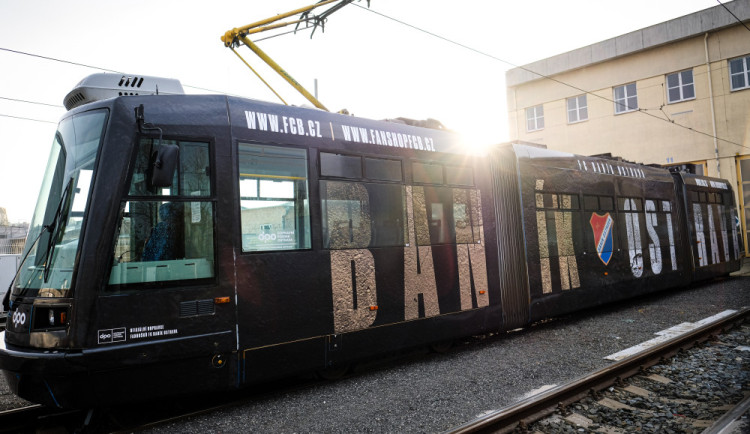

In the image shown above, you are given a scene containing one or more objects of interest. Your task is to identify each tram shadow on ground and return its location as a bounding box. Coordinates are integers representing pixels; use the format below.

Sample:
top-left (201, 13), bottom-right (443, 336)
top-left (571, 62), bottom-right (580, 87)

top-left (90, 272), bottom-right (748, 433)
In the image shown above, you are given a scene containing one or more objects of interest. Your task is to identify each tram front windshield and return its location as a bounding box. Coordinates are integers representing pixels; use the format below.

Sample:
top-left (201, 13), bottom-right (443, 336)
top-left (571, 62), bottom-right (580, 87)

top-left (12, 109), bottom-right (107, 298)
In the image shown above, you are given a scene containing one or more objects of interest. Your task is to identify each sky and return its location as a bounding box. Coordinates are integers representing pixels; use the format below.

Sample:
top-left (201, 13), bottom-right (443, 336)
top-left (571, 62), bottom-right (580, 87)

top-left (0, 0), bottom-right (725, 223)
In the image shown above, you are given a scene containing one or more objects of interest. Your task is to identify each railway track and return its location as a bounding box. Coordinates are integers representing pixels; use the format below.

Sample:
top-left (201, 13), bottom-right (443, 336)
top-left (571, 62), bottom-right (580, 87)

top-left (0, 404), bottom-right (88, 433)
top-left (0, 302), bottom-right (745, 432)
top-left (447, 307), bottom-right (750, 434)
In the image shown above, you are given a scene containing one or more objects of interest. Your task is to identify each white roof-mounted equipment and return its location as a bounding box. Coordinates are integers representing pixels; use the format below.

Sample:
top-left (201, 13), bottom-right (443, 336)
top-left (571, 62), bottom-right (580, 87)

top-left (63, 73), bottom-right (184, 111)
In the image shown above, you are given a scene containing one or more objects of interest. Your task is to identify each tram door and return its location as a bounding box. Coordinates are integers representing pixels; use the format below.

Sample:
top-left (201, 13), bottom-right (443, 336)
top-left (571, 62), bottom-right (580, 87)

top-left (738, 156), bottom-right (750, 256)
top-left (98, 138), bottom-right (237, 384)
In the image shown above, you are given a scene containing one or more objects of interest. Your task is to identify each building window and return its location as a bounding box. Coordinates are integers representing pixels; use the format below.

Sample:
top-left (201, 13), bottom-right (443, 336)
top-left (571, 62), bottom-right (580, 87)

top-left (526, 105), bottom-right (544, 131)
top-left (666, 70), bottom-right (695, 103)
top-left (614, 83), bottom-right (638, 114)
top-left (729, 55), bottom-right (750, 91)
top-left (567, 95), bottom-right (588, 123)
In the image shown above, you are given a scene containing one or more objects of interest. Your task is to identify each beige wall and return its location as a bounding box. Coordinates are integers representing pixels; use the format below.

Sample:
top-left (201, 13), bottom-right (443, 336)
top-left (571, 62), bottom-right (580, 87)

top-left (508, 27), bottom-right (750, 168)
top-left (507, 24), bottom-right (750, 254)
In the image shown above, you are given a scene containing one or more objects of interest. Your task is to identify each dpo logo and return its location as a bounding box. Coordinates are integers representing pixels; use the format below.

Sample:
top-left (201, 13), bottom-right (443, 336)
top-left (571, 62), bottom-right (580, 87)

top-left (98, 328), bottom-right (126, 344)
top-left (258, 233), bottom-right (277, 241)
top-left (11, 309), bottom-right (26, 328)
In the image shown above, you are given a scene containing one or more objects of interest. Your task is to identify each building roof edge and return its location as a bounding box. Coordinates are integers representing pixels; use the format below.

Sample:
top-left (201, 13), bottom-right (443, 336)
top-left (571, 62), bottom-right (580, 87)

top-left (506, 0), bottom-right (750, 87)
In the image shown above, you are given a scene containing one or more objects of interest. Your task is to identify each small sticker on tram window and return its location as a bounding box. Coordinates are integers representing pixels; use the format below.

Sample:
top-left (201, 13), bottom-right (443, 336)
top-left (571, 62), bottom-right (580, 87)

top-left (191, 201), bottom-right (201, 223)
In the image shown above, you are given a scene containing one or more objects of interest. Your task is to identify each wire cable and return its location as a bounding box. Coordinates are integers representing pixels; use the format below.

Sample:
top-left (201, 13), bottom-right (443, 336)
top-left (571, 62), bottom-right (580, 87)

top-left (351, 3), bottom-right (750, 152)
top-left (0, 47), bottom-right (236, 97)
top-left (717, 0), bottom-right (750, 33)
top-left (254, 25), bottom-right (315, 43)
top-left (0, 113), bottom-right (57, 124)
top-left (2, 6), bottom-right (748, 152)
top-left (0, 47), bottom-right (122, 74)
top-left (0, 96), bottom-right (63, 108)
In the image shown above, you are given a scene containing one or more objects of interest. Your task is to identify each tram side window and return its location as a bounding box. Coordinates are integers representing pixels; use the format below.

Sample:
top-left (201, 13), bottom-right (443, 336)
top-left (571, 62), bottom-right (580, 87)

top-left (412, 162), bottom-right (444, 184)
top-left (584, 195), bottom-right (614, 211)
top-left (412, 161), bottom-right (475, 188)
top-left (129, 139), bottom-right (211, 197)
top-left (687, 189), bottom-right (724, 205)
top-left (446, 165), bottom-right (474, 186)
top-left (411, 186), bottom-right (483, 246)
top-left (618, 197), bottom-right (643, 212)
top-left (320, 153), bottom-right (362, 179)
top-left (584, 195), bottom-right (598, 210)
top-left (541, 193), bottom-right (580, 210)
top-left (321, 180), bottom-right (406, 249)
top-left (109, 140), bottom-right (215, 288)
top-left (365, 157), bottom-right (402, 182)
top-left (616, 196), bottom-right (646, 263)
top-left (453, 188), bottom-right (482, 244)
top-left (425, 187), bottom-right (454, 244)
top-left (645, 198), bottom-right (675, 247)
top-left (408, 161), bottom-right (478, 246)
top-left (320, 153), bottom-right (407, 249)
top-left (535, 192), bottom-right (583, 256)
top-left (238, 143), bottom-right (311, 252)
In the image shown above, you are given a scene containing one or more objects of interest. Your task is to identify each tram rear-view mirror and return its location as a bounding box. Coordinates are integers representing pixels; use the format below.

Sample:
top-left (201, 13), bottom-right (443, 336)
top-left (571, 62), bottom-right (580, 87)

top-left (150, 144), bottom-right (179, 188)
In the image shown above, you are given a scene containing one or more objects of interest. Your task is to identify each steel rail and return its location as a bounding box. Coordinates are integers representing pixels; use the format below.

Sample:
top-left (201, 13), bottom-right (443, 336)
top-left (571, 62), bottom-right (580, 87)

top-left (0, 404), bottom-right (84, 433)
top-left (446, 307), bottom-right (750, 434)
top-left (702, 393), bottom-right (750, 434)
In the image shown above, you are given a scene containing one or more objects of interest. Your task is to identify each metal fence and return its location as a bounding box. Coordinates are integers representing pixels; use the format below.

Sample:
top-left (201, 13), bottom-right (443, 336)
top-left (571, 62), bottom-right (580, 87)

top-left (0, 238), bottom-right (25, 255)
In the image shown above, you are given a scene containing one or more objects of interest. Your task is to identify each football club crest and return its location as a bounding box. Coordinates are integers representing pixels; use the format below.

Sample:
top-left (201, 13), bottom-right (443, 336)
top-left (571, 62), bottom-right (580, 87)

top-left (590, 213), bottom-right (613, 265)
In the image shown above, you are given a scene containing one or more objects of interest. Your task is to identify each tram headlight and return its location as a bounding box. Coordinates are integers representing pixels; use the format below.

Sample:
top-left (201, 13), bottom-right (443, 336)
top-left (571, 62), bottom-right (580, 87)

top-left (32, 305), bottom-right (70, 330)
top-left (47, 309), bottom-right (66, 326)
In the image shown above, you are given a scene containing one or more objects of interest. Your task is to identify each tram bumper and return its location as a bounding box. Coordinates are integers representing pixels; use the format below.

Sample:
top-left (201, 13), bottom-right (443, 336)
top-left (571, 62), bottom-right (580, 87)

top-left (0, 331), bottom-right (89, 408)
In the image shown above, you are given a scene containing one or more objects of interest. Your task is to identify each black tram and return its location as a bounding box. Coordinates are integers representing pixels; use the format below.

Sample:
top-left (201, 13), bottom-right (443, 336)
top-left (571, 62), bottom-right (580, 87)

top-left (0, 74), bottom-right (743, 408)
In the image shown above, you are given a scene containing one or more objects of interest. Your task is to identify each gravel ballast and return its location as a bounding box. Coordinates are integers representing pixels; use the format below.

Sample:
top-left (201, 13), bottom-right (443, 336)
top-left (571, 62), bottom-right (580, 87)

top-left (530, 323), bottom-right (749, 433)
top-left (139, 276), bottom-right (749, 433)
top-left (0, 276), bottom-right (746, 432)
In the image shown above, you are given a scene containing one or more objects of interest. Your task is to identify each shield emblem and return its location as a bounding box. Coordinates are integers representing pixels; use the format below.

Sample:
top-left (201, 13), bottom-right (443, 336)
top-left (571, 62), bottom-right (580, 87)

top-left (590, 213), bottom-right (613, 265)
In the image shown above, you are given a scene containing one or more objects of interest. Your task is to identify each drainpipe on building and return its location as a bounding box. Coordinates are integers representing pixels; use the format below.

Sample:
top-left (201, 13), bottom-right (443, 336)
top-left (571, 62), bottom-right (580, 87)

top-left (705, 32), bottom-right (720, 177)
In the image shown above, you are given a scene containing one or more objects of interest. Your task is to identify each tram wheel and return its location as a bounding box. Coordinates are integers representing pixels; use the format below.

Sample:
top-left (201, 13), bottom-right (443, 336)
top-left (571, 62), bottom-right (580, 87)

top-left (429, 340), bottom-right (453, 353)
top-left (316, 364), bottom-right (350, 380)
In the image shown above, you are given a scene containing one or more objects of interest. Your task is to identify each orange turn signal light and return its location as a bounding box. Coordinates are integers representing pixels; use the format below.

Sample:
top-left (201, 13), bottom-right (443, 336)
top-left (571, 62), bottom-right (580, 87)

top-left (479, 290), bottom-right (486, 295)
top-left (369, 305), bottom-right (378, 311)
top-left (214, 297), bottom-right (231, 304)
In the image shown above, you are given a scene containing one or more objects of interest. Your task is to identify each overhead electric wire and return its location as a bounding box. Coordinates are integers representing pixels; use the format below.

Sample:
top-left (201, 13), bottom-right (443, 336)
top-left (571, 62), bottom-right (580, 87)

top-left (0, 47), bottom-right (122, 74)
top-left (0, 96), bottom-right (63, 108)
top-left (0, 113), bottom-right (57, 124)
top-left (717, 0), bottom-right (750, 33)
top-left (254, 25), bottom-right (315, 43)
top-left (2, 4), bottom-right (747, 152)
top-left (0, 47), bottom-right (234, 97)
top-left (351, 3), bottom-right (750, 152)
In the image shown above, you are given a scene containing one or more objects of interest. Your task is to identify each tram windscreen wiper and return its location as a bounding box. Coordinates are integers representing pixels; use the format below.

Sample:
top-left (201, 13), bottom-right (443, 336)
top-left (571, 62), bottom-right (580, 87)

top-left (40, 178), bottom-right (74, 282)
top-left (3, 221), bottom-right (48, 308)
